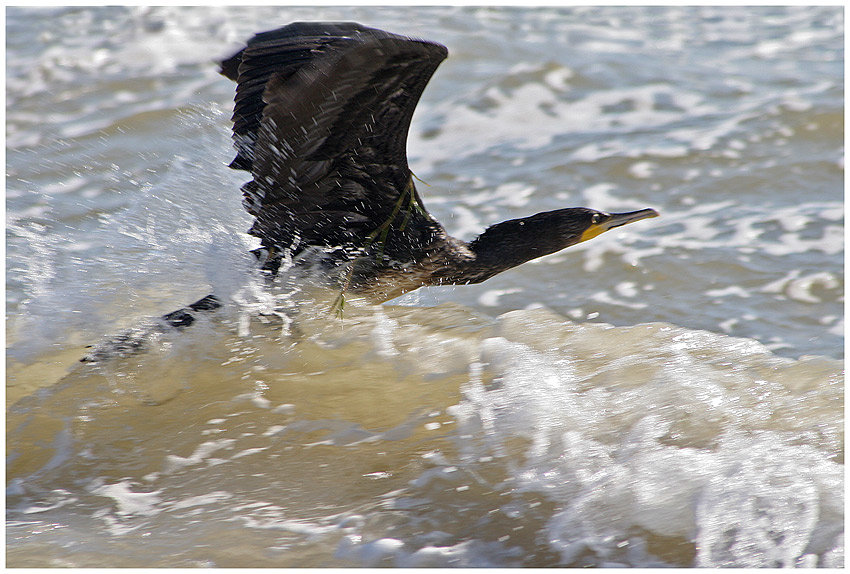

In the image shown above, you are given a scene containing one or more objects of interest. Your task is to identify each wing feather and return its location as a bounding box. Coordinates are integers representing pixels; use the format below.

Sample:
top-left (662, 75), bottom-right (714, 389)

top-left (221, 23), bottom-right (448, 260)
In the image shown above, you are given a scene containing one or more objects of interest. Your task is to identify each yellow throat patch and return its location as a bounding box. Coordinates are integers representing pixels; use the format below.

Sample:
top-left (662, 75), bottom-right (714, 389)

top-left (579, 224), bottom-right (607, 243)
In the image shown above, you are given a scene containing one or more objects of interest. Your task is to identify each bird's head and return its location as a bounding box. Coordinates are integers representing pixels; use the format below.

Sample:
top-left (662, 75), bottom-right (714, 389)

top-left (468, 205), bottom-right (658, 273)
top-left (507, 207), bottom-right (660, 253)
top-left (462, 206), bottom-right (659, 284)
top-left (570, 207), bottom-right (660, 244)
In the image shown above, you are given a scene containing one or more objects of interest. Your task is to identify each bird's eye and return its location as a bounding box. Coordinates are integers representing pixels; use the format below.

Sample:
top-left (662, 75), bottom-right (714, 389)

top-left (591, 213), bottom-right (601, 224)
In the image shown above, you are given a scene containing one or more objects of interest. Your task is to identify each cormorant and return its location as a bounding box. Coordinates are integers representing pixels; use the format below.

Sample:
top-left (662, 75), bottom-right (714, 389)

top-left (218, 21), bottom-right (658, 305)
top-left (82, 22), bottom-right (659, 361)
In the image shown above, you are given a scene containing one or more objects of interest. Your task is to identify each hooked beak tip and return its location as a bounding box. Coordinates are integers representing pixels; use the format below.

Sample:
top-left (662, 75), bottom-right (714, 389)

top-left (605, 208), bottom-right (660, 229)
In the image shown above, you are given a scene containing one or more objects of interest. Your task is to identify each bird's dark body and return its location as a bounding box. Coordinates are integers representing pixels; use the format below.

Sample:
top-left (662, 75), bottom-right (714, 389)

top-left (81, 22), bottom-right (658, 362)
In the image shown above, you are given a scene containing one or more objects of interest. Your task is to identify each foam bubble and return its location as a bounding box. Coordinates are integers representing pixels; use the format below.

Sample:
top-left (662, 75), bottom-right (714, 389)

top-left (89, 479), bottom-right (162, 517)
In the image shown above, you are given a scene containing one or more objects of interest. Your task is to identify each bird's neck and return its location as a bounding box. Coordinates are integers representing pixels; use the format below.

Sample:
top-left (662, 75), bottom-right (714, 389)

top-left (455, 216), bottom-right (577, 284)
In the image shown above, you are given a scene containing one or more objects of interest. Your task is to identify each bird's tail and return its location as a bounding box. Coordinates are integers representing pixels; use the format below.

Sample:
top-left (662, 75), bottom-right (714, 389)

top-left (80, 294), bottom-right (222, 363)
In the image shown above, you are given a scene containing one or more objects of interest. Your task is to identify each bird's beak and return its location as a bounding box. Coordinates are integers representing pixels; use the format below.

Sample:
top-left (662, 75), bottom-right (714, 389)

top-left (580, 208), bottom-right (659, 242)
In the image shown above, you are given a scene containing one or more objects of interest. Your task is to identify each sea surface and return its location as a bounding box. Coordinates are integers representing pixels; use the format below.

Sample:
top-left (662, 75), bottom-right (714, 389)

top-left (6, 5), bottom-right (843, 568)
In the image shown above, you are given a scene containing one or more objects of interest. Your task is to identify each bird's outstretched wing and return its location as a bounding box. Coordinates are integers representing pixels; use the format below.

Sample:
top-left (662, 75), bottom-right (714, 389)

top-left (221, 22), bottom-right (448, 261)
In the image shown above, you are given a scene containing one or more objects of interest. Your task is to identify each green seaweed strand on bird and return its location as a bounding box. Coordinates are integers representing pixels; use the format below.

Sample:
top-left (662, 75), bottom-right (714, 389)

top-left (332, 176), bottom-right (427, 318)
top-left (363, 175), bottom-right (426, 257)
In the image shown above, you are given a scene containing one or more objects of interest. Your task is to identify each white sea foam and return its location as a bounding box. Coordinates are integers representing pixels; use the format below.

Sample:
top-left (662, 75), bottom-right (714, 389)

top-left (410, 82), bottom-right (719, 170)
top-left (478, 288), bottom-right (522, 307)
top-left (439, 313), bottom-right (842, 567)
top-left (89, 479), bottom-right (162, 517)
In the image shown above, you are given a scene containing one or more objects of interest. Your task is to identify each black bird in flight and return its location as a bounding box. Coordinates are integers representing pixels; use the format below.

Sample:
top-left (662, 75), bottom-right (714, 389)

top-left (218, 21), bottom-right (658, 306)
top-left (83, 22), bottom-right (658, 361)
